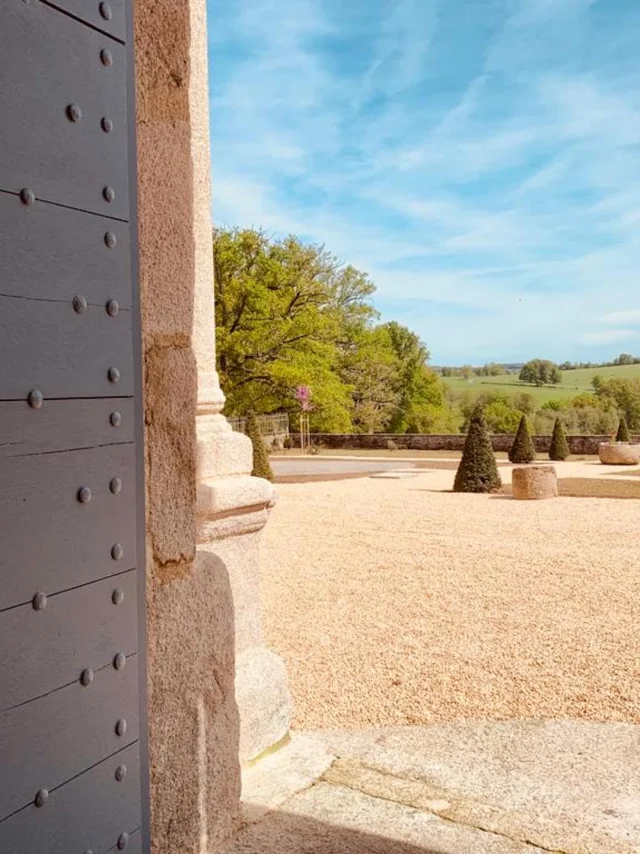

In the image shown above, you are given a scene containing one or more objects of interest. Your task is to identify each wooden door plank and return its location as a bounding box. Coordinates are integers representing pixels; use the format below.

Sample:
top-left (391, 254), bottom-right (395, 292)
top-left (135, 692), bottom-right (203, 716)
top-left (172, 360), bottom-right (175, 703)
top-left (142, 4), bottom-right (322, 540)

top-left (0, 399), bottom-right (134, 459)
top-left (0, 2), bottom-right (129, 217)
top-left (0, 570), bottom-right (138, 709)
top-left (0, 743), bottom-right (141, 854)
top-left (0, 295), bottom-right (133, 399)
top-left (0, 192), bottom-right (131, 305)
top-left (0, 444), bottom-right (137, 610)
top-left (0, 658), bottom-right (139, 820)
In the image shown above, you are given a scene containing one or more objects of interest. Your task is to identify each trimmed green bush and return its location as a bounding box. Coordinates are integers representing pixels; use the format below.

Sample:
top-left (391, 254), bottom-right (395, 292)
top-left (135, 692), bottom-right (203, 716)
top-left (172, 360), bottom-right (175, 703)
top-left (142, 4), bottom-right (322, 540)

top-left (549, 417), bottom-right (570, 461)
top-left (616, 414), bottom-right (631, 443)
top-left (453, 404), bottom-right (502, 493)
top-left (509, 415), bottom-right (536, 464)
top-left (246, 412), bottom-right (274, 481)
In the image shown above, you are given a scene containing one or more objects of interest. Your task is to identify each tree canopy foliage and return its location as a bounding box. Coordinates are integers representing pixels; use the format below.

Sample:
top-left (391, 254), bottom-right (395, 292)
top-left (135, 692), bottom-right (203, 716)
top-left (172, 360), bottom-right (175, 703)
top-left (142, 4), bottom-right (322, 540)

top-left (560, 353), bottom-right (640, 370)
top-left (519, 359), bottom-right (562, 386)
top-left (441, 362), bottom-right (504, 377)
top-left (593, 376), bottom-right (640, 431)
top-left (214, 228), bottom-right (452, 433)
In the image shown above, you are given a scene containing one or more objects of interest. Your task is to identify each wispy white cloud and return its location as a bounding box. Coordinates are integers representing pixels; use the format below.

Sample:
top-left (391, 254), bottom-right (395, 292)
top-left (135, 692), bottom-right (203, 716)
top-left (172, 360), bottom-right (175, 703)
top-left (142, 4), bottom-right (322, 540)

top-left (601, 310), bottom-right (640, 326)
top-left (580, 329), bottom-right (638, 345)
top-left (358, 0), bottom-right (438, 99)
top-left (208, 0), bottom-right (640, 362)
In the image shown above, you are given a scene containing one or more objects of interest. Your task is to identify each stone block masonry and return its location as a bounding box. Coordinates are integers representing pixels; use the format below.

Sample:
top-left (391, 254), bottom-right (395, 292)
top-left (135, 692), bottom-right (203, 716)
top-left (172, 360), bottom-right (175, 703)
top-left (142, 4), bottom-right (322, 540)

top-left (135, 0), bottom-right (291, 850)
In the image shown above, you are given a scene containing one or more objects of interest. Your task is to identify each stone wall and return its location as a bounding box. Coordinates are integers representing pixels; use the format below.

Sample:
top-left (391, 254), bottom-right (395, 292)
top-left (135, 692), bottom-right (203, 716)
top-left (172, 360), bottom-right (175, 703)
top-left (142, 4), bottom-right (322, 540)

top-left (135, 0), bottom-right (241, 851)
top-left (302, 433), bottom-right (633, 455)
top-left (135, 2), bottom-right (291, 852)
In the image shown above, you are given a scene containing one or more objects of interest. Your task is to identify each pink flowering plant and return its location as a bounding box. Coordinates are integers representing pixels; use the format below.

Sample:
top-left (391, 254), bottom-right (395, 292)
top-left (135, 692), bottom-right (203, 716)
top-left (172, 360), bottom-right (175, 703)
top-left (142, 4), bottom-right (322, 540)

top-left (294, 385), bottom-right (314, 412)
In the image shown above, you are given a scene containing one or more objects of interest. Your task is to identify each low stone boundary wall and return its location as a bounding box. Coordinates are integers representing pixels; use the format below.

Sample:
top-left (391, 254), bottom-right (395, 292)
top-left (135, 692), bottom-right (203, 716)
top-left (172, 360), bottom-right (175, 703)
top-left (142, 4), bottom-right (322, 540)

top-left (297, 433), bottom-right (637, 456)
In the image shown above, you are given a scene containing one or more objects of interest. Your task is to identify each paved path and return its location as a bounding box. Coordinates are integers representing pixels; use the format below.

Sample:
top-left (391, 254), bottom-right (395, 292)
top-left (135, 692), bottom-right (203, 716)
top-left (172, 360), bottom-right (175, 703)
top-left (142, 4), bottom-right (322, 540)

top-left (226, 721), bottom-right (640, 853)
top-left (271, 458), bottom-right (414, 476)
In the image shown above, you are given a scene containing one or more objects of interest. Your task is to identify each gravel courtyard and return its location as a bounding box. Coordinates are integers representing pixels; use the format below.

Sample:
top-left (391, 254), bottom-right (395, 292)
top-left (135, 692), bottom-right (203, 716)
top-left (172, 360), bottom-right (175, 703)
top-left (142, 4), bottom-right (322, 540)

top-left (261, 462), bottom-right (640, 729)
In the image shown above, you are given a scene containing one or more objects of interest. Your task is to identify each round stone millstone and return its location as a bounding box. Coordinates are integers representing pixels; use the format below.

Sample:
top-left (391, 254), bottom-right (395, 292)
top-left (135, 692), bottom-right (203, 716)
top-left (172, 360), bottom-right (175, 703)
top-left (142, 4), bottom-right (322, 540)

top-left (512, 465), bottom-right (558, 500)
top-left (598, 443), bottom-right (640, 466)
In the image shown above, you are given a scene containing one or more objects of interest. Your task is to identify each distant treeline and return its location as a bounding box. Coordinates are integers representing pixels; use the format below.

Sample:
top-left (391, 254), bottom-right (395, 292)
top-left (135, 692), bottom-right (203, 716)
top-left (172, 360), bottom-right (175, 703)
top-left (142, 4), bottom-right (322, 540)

top-left (437, 363), bottom-right (520, 378)
top-left (437, 353), bottom-right (640, 376)
top-left (560, 353), bottom-right (640, 371)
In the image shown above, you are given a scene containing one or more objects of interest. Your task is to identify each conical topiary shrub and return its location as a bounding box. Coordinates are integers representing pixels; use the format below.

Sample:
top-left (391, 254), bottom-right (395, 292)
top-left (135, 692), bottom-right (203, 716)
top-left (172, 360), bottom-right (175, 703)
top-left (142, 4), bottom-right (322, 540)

top-left (509, 414), bottom-right (536, 464)
top-left (549, 417), bottom-right (570, 461)
top-left (454, 404), bottom-right (502, 493)
top-left (246, 412), bottom-right (274, 482)
top-left (616, 414), bottom-right (631, 443)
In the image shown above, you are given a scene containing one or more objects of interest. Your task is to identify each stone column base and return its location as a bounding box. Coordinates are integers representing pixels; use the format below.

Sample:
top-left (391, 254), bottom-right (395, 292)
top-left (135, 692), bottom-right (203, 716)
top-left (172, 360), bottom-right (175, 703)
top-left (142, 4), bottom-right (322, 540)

top-left (236, 646), bottom-right (293, 764)
top-left (196, 413), bottom-right (292, 769)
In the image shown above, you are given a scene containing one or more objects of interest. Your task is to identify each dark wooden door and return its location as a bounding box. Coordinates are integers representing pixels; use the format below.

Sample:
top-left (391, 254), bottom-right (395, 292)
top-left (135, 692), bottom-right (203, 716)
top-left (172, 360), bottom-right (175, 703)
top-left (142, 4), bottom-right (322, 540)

top-left (0, 1), bottom-right (148, 852)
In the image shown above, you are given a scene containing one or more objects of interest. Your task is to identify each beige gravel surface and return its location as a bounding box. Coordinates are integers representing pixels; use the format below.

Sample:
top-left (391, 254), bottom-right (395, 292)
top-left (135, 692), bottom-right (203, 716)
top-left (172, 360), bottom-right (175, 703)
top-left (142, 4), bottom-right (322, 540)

top-left (261, 463), bottom-right (640, 729)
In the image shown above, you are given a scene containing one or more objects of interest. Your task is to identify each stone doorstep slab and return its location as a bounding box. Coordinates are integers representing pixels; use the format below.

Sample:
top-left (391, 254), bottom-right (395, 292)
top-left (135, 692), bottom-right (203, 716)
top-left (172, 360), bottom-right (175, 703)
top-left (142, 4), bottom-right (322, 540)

top-left (234, 756), bottom-right (636, 854)
top-left (232, 722), bottom-right (640, 854)
top-left (324, 758), bottom-right (632, 854)
top-left (232, 780), bottom-right (550, 853)
top-left (231, 773), bottom-right (549, 853)
top-left (313, 721), bottom-right (640, 854)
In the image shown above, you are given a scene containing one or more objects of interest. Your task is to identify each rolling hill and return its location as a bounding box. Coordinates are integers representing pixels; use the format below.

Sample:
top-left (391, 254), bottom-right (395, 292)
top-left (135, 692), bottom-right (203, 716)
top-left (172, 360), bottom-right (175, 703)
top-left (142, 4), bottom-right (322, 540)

top-left (442, 363), bottom-right (640, 405)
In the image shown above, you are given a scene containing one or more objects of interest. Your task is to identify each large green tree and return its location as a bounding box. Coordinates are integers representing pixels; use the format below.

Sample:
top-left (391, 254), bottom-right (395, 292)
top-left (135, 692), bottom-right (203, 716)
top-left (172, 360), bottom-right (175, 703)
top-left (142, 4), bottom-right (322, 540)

top-left (213, 227), bottom-right (449, 434)
top-left (339, 324), bottom-right (400, 434)
top-left (519, 359), bottom-right (562, 386)
top-left (382, 322), bottom-right (449, 433)
top-left (214, 228), bottom-right (374, 431)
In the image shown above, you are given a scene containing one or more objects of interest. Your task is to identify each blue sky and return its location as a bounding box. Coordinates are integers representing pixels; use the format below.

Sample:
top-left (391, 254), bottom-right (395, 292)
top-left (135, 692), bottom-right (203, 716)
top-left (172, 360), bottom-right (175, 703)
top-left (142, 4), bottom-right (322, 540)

top-left (207, 0), bottom-right (640, 365)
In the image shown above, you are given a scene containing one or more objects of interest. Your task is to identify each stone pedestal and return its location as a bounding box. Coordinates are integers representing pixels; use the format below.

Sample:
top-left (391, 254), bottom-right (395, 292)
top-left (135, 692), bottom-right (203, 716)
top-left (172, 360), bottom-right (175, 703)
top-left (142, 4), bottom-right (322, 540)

top-left (512, 466), bottom-right (558, 500)
top-left (196, 414), bottom-right (292, 765)
top-left (598, 443), bottom-right (640, 465)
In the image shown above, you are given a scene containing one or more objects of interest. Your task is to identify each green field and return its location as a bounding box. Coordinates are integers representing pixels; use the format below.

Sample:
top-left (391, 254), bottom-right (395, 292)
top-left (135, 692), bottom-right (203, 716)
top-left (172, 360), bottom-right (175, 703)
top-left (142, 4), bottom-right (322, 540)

top-left (443, 363), bottom-right (640, 405)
